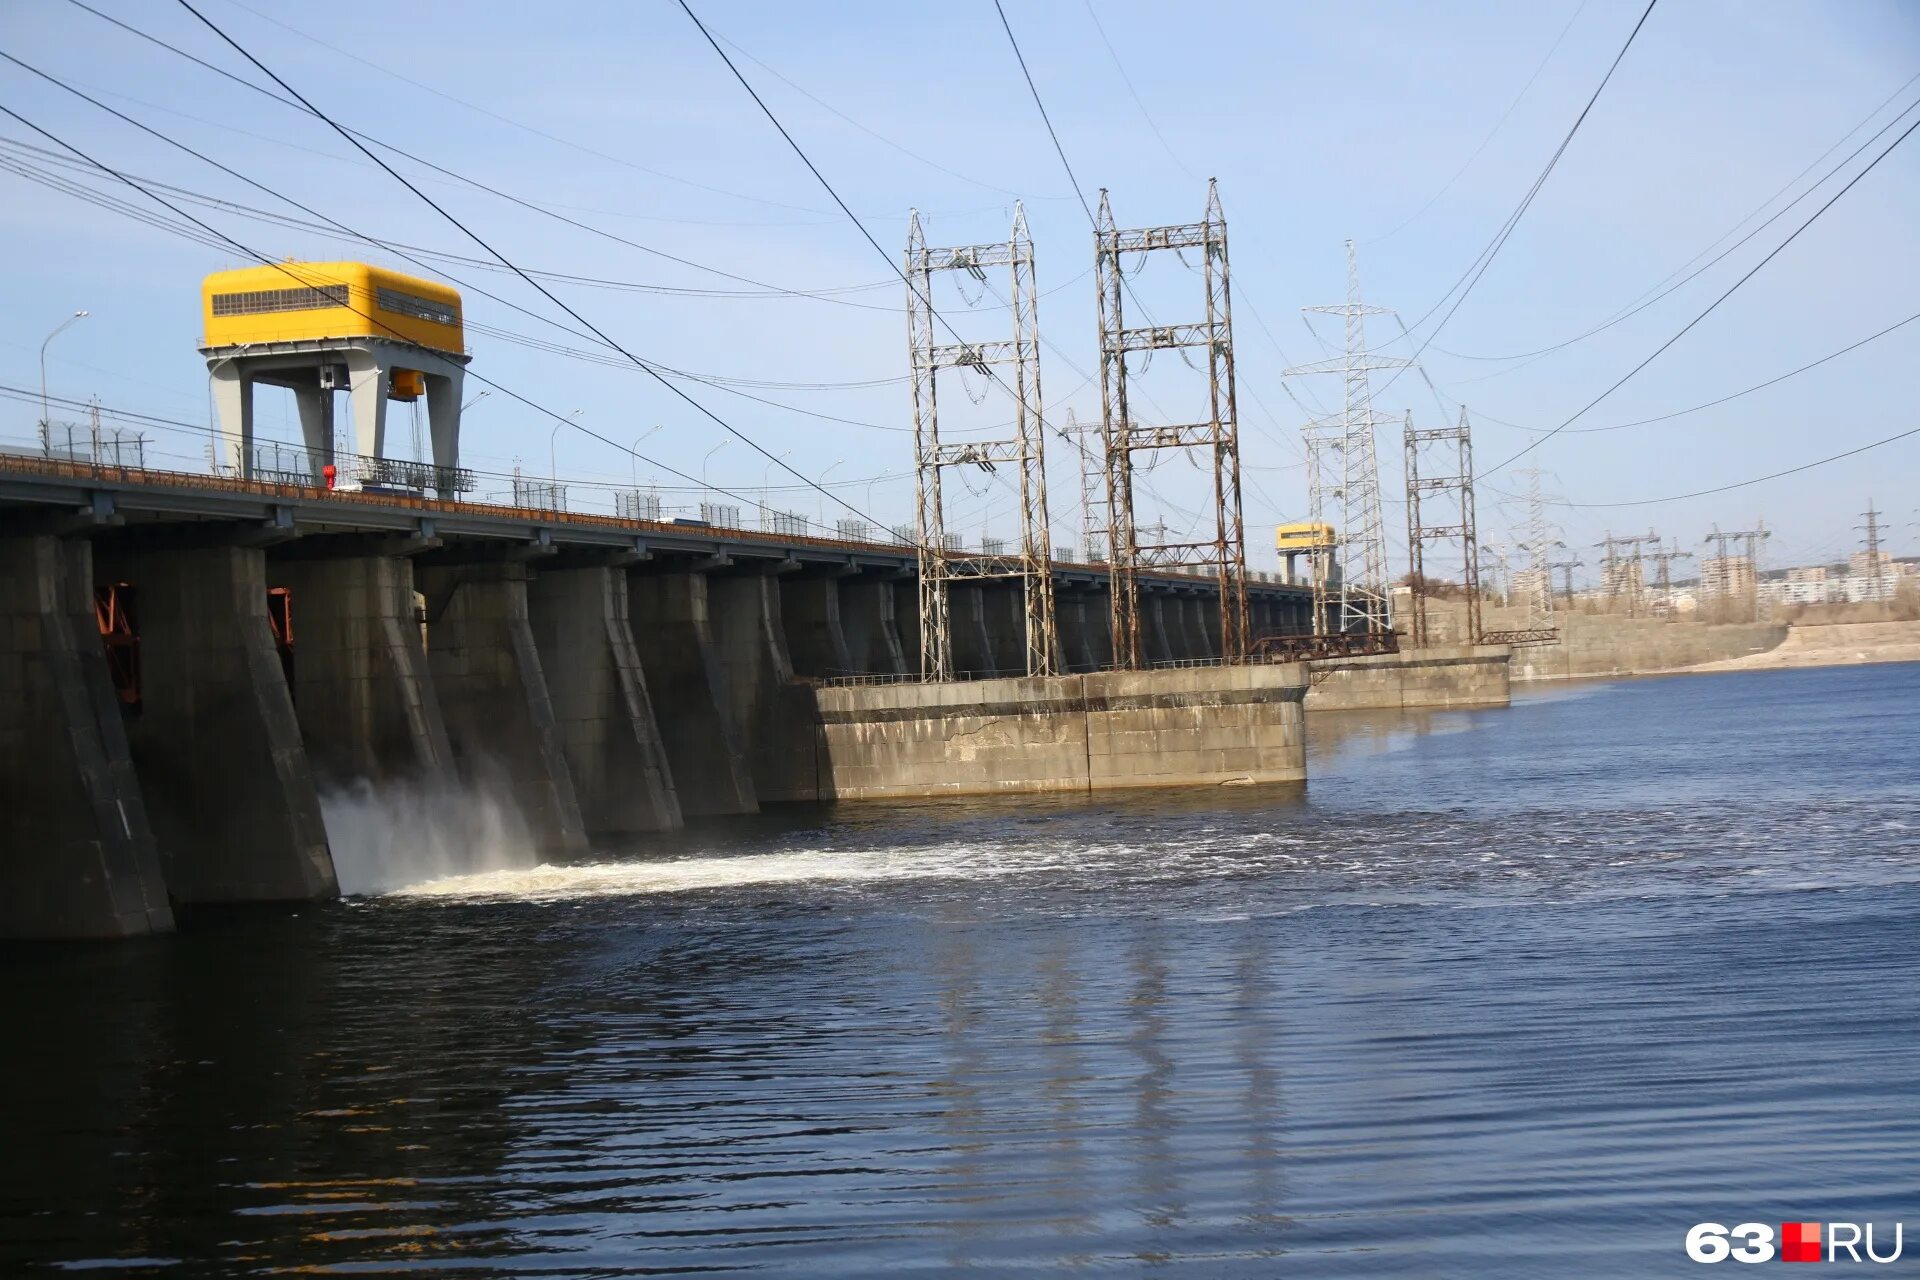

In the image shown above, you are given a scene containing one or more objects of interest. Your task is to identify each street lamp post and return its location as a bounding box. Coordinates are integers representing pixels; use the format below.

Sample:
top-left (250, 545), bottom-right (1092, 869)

top-left (702, 440), bottom-right (729, 486)
top-left (763, 450), bottom-right (792, 522)
top-left (550, 409), bottom-right (582, 485)
top-left (40, 310), bottom-right (90, 455)
top-left (819, 458), bottom-right (845, 530)
top-left (630, 424), bottom-right (664, 487)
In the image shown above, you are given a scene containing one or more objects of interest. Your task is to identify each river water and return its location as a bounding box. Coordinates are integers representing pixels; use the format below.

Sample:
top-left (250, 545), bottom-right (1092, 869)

top-left (4, 664), bottom-right (1917, 1277)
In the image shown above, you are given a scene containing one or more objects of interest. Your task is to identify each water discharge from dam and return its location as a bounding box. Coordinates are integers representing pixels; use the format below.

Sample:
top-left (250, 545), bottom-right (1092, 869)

top-left (3, 663), bottom-right (1917, 1277)
top-left (320, 772), bottom-right (537, 896)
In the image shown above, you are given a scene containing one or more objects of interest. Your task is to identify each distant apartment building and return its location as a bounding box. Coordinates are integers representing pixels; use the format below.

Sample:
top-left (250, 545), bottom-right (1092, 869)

top-left (1510, 566), bottom-right (1552, 607)
top-left (1599, 559), bottom-right (1644, 598)
top-left (1700, 554), bottom-right (1755, 599)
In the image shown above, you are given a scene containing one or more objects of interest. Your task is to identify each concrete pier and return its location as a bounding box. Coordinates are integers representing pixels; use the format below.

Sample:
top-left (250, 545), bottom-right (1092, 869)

top-left (947, 584), bottom-right (997, 677)
top-left (839, 579), bottom-right (908, 675)
top-left (981, 584), bottom-right (1027, 675)
top-left (526, 566), bottom-right (682, 834)
top-left (273, 554), bottom-right (454, 783)
top-left (626, 571), bottom-right (756, 817)
top-left (816, 665), bottom-right (1308, 799)
top-left (894, 584), bottom-right (922, 676)
top-left (417, 563), bottom-right (588, 858)
top-left (1144, 596), bottom-right (1177, 665)
top-left (709, 574), bottom-right (818, 803)
top-left (121, 545), bottom-right (335, 904)
top-left (0, 536), bottom-right (173, 939)
top-left (780, 576), bottom-right (852, 677)
top-left (1059, 594), bottom-right (1099, 672)
top-left (1304, 644), bottom-right (1512, 712)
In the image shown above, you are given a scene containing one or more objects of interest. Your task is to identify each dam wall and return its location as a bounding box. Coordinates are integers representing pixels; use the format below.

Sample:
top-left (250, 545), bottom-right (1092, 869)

top-left (0, 512), bottom-right (1316, 938)
top-left (1305, 644), bottom-right (1512, 712)
top-left (814, 665), bottom-right (1309, 801)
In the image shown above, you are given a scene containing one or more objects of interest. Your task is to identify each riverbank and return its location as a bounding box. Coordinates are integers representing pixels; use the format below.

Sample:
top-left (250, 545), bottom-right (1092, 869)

top-left (1685, 619), bottom-right (1920, 672)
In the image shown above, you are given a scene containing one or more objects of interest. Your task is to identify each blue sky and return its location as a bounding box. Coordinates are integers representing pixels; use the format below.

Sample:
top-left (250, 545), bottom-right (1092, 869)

top-left (2, 0), bottom-right (1915, 578)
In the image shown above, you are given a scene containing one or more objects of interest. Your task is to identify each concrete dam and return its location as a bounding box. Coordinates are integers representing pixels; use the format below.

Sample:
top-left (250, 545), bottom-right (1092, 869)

top-left (0, 456), bottom-right (1524, 942)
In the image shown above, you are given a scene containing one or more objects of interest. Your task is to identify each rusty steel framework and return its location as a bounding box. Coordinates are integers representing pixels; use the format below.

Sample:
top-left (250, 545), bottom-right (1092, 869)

top-left (1285, 241), bottom-right (1406, 638)
top-left (905, 203), bottom-right (1056, 681)
top-left (1094, 180), bottom-right (1248, 669)
top-left (1402, 407), bottom-right (1481, 648)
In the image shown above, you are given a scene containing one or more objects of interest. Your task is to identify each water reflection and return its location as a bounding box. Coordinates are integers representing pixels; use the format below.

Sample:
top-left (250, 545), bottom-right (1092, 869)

top-left (3, 665), bottom-right (1917, 1276)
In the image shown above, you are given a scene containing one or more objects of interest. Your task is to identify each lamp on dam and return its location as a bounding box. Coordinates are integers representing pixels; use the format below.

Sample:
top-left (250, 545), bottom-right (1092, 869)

top-left (38, 308), bottom-right (90, 454)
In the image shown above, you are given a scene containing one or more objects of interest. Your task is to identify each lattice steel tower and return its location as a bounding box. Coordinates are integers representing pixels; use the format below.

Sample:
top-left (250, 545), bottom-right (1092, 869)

top-left (1066, 408), bottom-right (1108, 564)
top-left (1403, 407), bottom-right (1481, 648)
top-left (905, 203), bottom-right (1057, 681)
top-left (1285, 241), bottom-right (1407, 636)
top-left (1094, 180), bottom-right (1248, 668)
top-left (1302, 418), bottom-right (1342, 633)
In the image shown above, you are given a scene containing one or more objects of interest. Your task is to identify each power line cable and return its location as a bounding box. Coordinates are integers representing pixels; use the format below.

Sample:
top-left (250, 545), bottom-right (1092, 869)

top-left (1385, 0), bottom-right (1659, 391)
top-left (1365, 0), bottom-right (1594, 245)
top-left (61, 0), bottom-right (909, 313)
top-left (212, 0), bottom-right (834, 216)
top-left (1490, 311), bottom-right (1920, 436)
top-left (1483, 110), bottom-right (1920, 474)
top-left (169, 0), bottom-right (876, 525)
top-left (1431, 80), bottom-right (1920, 367)
top-left (1546, 423), bottom-right (1920, 509)
top-left (0, 101), bottom-right (842, 526)
top-left (0, 56), bottom-right (927, 451)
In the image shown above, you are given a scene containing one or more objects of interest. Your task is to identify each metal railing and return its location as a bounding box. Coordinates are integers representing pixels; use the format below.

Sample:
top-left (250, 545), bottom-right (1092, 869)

top-left (0, 450), bottom-right (1307, 598)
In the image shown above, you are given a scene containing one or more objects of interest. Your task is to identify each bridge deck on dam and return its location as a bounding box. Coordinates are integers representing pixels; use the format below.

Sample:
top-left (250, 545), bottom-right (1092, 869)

top-left (0, 455), bottom-right (1307, 604)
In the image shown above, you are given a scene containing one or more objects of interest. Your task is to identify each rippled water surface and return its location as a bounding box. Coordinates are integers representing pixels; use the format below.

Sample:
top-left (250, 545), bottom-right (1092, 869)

top-left (5, 665), bottom-right (1918, 1277)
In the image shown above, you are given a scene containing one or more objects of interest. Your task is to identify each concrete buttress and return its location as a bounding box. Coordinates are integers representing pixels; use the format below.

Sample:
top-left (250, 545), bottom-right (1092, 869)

top-left (0, 536), bottom-right (173, 938)
top-left (526, 566), bottom-right (682, 834)
top-left (272, 554), bottom-right (454, 783)
top-left (780, 576), bottom-right (852, 677)
top-left (837, 579), bottom-right (907, 675)
top-left (625, 571), bottom-right (756, 817)
top-left (708, 574), bottom-right (820, 802)
top-left (417, 562), bottom-right (589, 858)
top-left (124, 544), bottom-right (336, 903)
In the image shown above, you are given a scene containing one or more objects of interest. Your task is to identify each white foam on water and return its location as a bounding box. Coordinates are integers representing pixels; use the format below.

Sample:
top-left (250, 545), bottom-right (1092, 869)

top-left (321, 774), bottom-right (536, 896)
top-left (390, 843), bottom-right (1047, 902)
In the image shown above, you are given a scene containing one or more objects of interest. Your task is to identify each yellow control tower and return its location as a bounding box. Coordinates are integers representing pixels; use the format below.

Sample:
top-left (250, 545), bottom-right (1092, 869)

top-left (1276, 521), bottom-right (1336, 588)
top-left (199, 262), bottom-right (471, 493)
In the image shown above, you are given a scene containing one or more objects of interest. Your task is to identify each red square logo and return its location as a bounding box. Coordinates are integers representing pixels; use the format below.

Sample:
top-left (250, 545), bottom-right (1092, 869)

top-left (1781, 1221), bottom-right (1822, 1263)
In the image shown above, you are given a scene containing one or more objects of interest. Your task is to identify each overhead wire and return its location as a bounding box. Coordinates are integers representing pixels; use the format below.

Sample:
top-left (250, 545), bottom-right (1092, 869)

top-left (1364, 0), bottom-right (1593, 245)
top-left (990, 0), bottom-right (1300, 536)
top-left (669, 0), bottom-right (1174, 549)
top-left (1482, 110), bottom-right (1920, 474)
top-left (1429, 80), bottom-right (1920, 369)
top-left (0, 100), bottom-right (843, 527)
top-left (211, 0), bottom-right (834, 216)
top-left (60, 0), bottom-right (917, 313)
top-left (1380, 0), bottom-right (1659, 399)
top-left (1480, 312), bottom-right (1920, 438)
top-left (1543, 424), bottom-right (1920, 510)
top-left (169, 0), bottom-right (880, 526)
top-left (0, 54), bottom-right (932, 450)
top-left (2, 384), bottom-right (909, 497)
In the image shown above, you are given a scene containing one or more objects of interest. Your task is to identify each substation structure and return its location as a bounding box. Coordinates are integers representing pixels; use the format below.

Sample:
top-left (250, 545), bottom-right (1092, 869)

top-left (905, 204), bottom-right (1057, 681)
top-left (0, 455), bottom-right (1320, 940)
top-left (1094, 180), bottom-right (1250, 669)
